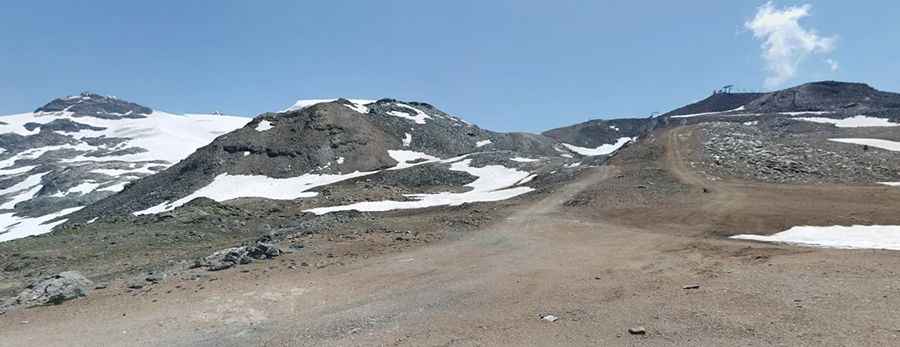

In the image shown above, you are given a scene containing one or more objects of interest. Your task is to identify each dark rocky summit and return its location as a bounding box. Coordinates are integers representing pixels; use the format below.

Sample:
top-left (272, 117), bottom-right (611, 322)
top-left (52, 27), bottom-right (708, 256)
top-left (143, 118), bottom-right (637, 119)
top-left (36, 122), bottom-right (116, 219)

top-left (35, 92), bottom-right (152, 119)
top-left (663, 92), bottom-right (764, 117)
top-left (745, 81), bottom-right (900, 113)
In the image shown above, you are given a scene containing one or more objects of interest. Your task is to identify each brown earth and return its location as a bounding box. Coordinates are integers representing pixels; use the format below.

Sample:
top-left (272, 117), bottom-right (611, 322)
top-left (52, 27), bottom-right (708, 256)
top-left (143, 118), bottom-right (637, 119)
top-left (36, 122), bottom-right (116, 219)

top-left (4, 126), bottom-right (900, 346)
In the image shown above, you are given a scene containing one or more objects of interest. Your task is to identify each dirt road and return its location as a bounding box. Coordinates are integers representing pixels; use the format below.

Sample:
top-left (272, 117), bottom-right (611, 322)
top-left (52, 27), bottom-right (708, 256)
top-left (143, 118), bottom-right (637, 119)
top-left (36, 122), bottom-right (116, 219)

top-left (5, 128), bottom-right (900, 346)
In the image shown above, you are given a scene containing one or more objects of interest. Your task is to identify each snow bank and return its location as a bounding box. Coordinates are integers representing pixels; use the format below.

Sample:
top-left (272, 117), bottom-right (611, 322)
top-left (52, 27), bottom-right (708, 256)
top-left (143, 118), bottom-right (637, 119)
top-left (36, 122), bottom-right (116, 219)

top-left (562, 137), bottom-right (634, 156)
top-left (386, 104), bottom-right (431, 124)
top-left (475, 140), bottom-right (493, 147)
top-left (669, 106), bottom-right (748, 118)
top-left (0, 207), bottom-right (84, 242)
top-left (829, 138), bottom-right (900, 152)
top-left (732, 225), bottom-right (900, 250)
top-left (305, 159), bottom-right (534, 215)
top-left (795, 115), bottom-right (899, 128)
top-left (134, 171), bottom-right (375, 215)
top-left (256, 120), bottom-right (274, 131)
top-left (387, 150), bottom-right (440, 170)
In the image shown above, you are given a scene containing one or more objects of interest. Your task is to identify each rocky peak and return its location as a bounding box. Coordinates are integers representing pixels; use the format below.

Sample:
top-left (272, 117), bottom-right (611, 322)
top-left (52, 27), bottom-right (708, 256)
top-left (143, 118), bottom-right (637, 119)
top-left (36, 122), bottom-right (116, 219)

top-left (745, 81), bottom-right (900, 113)
top-left (35, 92), bottom-right (152, 119)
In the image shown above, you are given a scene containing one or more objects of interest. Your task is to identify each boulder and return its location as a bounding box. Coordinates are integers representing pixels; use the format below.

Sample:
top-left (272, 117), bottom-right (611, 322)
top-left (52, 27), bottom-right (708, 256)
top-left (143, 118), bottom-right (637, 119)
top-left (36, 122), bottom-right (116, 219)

top-left (9, 271), bottom-right (93, 308)
top-left (200, 242), bottom-right (285, 271)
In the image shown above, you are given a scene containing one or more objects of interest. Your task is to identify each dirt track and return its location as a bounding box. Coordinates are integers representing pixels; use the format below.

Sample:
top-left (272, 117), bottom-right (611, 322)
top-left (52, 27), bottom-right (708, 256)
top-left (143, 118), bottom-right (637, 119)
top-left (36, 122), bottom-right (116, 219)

top-left (4, 127), bottom-right (900, 346)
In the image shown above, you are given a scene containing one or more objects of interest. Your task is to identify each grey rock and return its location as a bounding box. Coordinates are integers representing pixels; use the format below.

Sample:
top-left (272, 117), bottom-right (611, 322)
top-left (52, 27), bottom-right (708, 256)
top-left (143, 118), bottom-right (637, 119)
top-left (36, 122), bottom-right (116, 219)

top-left (6, 271), bottom-right (93, 309)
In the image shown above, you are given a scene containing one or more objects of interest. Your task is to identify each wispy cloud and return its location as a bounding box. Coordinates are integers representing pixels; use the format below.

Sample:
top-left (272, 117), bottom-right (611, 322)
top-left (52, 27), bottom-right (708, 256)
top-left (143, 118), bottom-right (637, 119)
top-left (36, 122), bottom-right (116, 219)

top-left (825, 58), bottom-right (839, 72)
top-left (745, 2), bottom-right (836, 88)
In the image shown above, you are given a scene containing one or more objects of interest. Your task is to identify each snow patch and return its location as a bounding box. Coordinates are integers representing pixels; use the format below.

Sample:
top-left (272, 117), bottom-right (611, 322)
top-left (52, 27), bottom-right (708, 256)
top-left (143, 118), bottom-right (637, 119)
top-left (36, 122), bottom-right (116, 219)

top-left (387, 150), bottom-right (440, 170)
top-left (0, 207), bottom-right (84, 242)
top-left (64, 182), bottom-right (102, 196)
top-left (305, 159), bottom-right (534, 215)
top-left (669, 106), bottom-right (748, 118)
top-left (475, 140), bottom-right (493, 148)
top-left (562, 137), bottom-right (634, 156)
top-left (134, 171), bottom-right (376, 215)
top-left (510, 157), bottom-right (539, 163)
top-left (386, 104), bottom-right (431, 124)
top-left (732, 225), bottom-right (900, 250)
top-left (402, 133), bottom-right (412, 147)
top-left (829, 138), bottom-right (900, 152)
top-left (795, 115), bottom-right (900, 128)
top-left (256, 120), bottom-right (274, 131)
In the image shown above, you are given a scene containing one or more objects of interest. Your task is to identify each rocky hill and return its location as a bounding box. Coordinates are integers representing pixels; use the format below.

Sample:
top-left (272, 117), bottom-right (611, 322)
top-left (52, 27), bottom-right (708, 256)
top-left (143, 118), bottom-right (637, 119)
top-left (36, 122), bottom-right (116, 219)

top-left (0, 93), bottom-right (249, 242)
top-left (542, 117), bottom-right (655, 155)
top-left (662, 92), bottom-right (764, 117)
top-left (68, 98), bottom-right (602, 222)
top-left (744, 81), bottom-right (900, 113)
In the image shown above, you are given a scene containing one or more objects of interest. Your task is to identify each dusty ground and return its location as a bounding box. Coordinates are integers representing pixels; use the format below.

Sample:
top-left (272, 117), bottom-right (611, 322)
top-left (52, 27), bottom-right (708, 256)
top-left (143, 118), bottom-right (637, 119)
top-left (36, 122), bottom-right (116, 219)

top-left (4, 126), bottom-right (900, 346)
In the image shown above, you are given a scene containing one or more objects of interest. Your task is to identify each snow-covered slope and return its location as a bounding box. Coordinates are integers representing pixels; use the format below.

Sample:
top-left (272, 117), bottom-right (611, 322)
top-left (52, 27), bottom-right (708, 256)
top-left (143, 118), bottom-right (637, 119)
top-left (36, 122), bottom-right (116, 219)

top-left (0, 93), bottom-right (249, 242)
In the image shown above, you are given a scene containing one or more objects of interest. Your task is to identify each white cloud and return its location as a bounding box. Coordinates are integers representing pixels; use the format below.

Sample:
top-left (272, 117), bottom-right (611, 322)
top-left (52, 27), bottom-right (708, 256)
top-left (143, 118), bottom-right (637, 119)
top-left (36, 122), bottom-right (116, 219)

top-left (745, 2), bottom-right (837, 88)
top-left (826, 58), bottom-right (839, 72)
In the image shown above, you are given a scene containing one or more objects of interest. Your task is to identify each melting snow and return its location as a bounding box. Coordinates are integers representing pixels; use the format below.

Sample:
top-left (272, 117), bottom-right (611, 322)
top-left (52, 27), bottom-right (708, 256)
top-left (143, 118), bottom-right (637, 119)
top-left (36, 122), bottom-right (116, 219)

top-left (386, 104), bottom-right (431, 124)
top-left (829, 138), bottom-right (900, 152)
top-left (562, 137), bottom-right (634, 156)
top-left (669, 106), bottom-right (749, 118)
top-left (0, 207), bottom-right (84, 242)
top-left (64, 182), bottom-right (102, 196)
top-left (98, 181), bottom-right (129, 193)
top-left (778, 111), bottom-right (833, 116)
top-left (256, 120), bottom-right (274, 131)
top-left (305, 159), bottom-right (534, 215)
top-left (475, 140), bottom-right (493, 147)
top-left (795, 115), bottom-right (900, 128)
top-left (518, 174), bottom-right (537, 185)
top-left (134, 171), bottom-right (376, 215)
top-left (387, 150), bottom-right (440, 170)
top-left (732, 225), bottom-right (900, 250)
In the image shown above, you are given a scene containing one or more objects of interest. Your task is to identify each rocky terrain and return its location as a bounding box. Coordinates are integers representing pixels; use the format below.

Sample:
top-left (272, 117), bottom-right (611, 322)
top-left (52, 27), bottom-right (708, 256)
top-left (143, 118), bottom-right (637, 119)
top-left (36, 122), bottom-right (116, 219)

top-left (68, 98), bottom-right (591, 221)
top-left (0, 93), bottom-right (249, 241)
top-left (695, 119), bottom-right (900, 184)
top-left (3, 81), bottom-right (900, 346)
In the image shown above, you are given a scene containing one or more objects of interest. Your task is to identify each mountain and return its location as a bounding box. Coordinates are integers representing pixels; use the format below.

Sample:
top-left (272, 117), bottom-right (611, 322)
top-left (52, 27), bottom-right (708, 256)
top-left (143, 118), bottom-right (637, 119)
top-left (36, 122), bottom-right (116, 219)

top-left (744, 81), bottom-right (900, 113)
top-left (662, 92), bottom-right (765, 117)
top-left (542, 118), bottom-right (654, 156)
top-left (665, 81), bottom-right (900, 120)
top-left (68, 98), bottom-right (598, 222)
top-left (0, 93), bottom-right (249, 241)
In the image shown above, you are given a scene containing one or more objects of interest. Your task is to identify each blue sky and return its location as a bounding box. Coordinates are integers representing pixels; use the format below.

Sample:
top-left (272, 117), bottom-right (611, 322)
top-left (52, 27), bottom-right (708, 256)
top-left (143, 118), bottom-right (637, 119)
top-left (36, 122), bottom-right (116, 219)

top-left (1, 1), bottom-right (898, 132)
